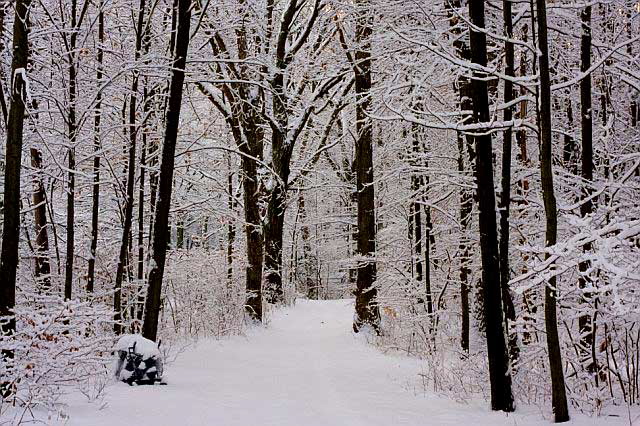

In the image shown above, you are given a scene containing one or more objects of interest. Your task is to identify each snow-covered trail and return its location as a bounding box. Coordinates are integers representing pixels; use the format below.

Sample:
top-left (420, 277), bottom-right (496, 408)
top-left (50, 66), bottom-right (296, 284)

top-left (63, 300), bottom-right (627, 425)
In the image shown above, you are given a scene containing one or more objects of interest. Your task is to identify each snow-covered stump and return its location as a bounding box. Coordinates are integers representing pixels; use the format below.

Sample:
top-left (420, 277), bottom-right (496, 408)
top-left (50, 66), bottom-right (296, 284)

top-left (114, 335), bottom-right (165, 385)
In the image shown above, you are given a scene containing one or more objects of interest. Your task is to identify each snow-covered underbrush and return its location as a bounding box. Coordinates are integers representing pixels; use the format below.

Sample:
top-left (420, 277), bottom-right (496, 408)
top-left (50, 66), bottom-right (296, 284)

top-left (0, 249), bottom-right (246, 424)
top-left (159, 248), bottom-right (246, 341)
top-left (375, 215), bottom-right (640, 419)
top-left (0, 291), bottom-right (114, 423)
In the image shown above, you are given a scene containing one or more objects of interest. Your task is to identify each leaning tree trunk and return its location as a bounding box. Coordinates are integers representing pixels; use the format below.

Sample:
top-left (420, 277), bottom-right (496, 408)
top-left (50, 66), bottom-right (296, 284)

top-left (467, 0), bottom-right (514, 412)
top-left (536, 0), bottom-right (570, 419)
top-left (352, 0), bottom-right (380, 333)
top-left (0, 0), bottom-right (32, 378)
top-left (142, 0), bottom-right (191, 342)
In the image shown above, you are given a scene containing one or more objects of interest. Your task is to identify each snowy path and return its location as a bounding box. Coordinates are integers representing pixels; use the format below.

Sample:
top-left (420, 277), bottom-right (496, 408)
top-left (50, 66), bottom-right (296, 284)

top-left (63, 300), bottom-right (628, 425)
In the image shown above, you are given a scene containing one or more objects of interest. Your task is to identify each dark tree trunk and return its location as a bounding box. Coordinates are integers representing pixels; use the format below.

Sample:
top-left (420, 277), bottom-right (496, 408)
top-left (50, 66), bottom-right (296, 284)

top-left (457, 134), bottom-right (472, 353)
top-left (136, 90), bottom-right (149, 321)
top-left (298, 193), bottom-right (315, 299)
top-left (468, 0), bottom-right (514, 412)
top-left (447, 0), bottom-right (476, 347)
top-left (142, 0), bottom-right (191, 342)
top-left (64, 0), bottom-right (79, 300)
top-left (114, 0), bottom-right (147, 334)
top-left (227, 170), bottom-right (235, 283)
top-left (499, 0), bottom-right (518, 361)
top-left (536, 0), bottom-right (570, 419)
top-left (410, 132), bottom-right (423, 302)
top-left (578, 4), bottom-right (596, 372)
top-left (30, 148), bottom-right (51, 290)
top-left (0, 0), bottom-right (31, 375)
top-left (424, 201), bottom-right (433, 317)
top-left (241, 143), bottom-right (264, 321)
top-left (352, 0), bottom-right (380, 333)
top-left (87, 0), bottom-right (104, 294)
top-left (563, 99), bottom-right (577, 175)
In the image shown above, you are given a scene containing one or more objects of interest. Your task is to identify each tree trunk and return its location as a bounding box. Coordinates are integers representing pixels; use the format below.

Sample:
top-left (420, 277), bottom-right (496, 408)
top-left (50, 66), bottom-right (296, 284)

top-left (87, 0), bottom-right (104, 293)
top-left (536, 0), bottom-right (570, 419)
top-left (448, 0), bottom-right (479, 345)
top-left (352, 0), bottom-right (380, 333)
top-left (227, 169), bottom-right (235, 284)
top-left (457, 133), bottom-right (471, 352)
top-left (578, 4), bottom-right (596, 373)
top-left (411, 132), bottom-right (423, 303)
top-left (0, 0), bottom-right (31, 378)
top-left (142, 0), bottom-right (191, 342)
top-left (30, 148), bottom-right (51, 290)
top-left (241, 143), bottom-right (264, 321)
top-left (468, 0), bottom-right (514, 411)
top-left (114, 0), bottom-right (147, 334)
top-left (64, 0), bottom-right (79, 300)
top-left (499, 0), bottom-right (518, 361)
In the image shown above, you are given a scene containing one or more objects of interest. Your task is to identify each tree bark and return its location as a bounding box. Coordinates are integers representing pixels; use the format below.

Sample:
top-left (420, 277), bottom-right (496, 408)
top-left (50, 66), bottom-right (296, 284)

top-left (352, 0), bottom-right (380, 333)
top-left (468, 0), bottom-right (514, 411)
top-left (499, 0), bottom-right (518, 361)
top-left (114, 0), bottom-right (147, 334)
top-left (578, 4), bottom-right (596, 372)
top-left (142, 0), bottom-right (191, 342)
top-left (30, 148), bottom-right (51, 290)
top-left (0, 0), bottom-right (31, 376)
top-left (87, 0), bottom-right (104, 293)
top-left (64, 0), bottom-right (79, 300)
top-left (536, 0), bottom-right (570, 419)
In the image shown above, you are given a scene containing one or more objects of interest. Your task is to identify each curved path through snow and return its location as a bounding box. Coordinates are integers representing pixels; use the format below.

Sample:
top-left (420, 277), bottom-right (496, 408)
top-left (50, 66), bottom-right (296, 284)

top-left (64, 299), bottom-right (623, 425)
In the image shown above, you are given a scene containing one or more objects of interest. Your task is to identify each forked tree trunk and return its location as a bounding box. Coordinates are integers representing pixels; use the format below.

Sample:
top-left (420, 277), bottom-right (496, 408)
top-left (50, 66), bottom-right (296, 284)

top-left (142, 0), bottom-right (191, 342)
top-left (536, 0), bottom-right (570, 419)
top-left (468, 0), bottom-right (514, 412)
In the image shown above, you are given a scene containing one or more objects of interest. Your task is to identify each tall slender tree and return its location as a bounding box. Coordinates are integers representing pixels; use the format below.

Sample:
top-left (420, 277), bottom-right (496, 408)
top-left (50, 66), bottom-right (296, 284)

top-left (536, 0), bottom-right (570, 419)
top-left (467, 0), bottom-right (514, 412)
top-left (114, 0), bottom-right (147, 334)
top-left (87, 0), bottom-right (104, 293)
top-left (0, 0), bottom-right (32, 393)
top-left (142, 0), bottom-right (192, 341)
top-left (499, 0), bottom-right (518, 359)
top-left (578, 3), bottom-right (595, 371)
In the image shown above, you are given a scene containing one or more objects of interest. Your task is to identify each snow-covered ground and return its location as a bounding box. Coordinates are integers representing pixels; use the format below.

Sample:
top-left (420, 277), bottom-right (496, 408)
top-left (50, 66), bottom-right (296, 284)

top-left (49, 300), bottom-right (637, 424)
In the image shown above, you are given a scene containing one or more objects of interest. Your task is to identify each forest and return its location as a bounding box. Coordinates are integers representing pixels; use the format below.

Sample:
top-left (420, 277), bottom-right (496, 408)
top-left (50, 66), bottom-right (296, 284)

top-left (0, 0), bottom-right (639, 423)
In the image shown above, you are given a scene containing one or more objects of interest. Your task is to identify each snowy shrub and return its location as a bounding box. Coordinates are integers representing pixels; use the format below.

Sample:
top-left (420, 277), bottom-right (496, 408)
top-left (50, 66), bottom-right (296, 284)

top-left (158, 248), bottom-right (246, 341)
top-left (0, 291), bottom-right (114, 423)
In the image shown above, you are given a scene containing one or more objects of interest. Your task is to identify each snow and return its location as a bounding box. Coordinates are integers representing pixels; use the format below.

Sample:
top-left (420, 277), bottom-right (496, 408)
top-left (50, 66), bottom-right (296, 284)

top-left (57, 300), bottom-right (634, 425)
top-left (114, 334), bottom-right (161, 359)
